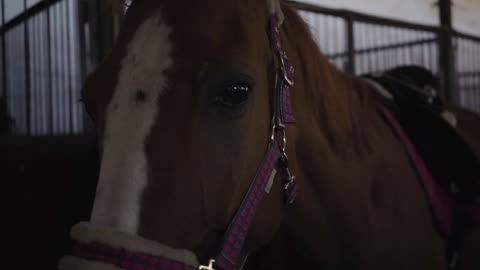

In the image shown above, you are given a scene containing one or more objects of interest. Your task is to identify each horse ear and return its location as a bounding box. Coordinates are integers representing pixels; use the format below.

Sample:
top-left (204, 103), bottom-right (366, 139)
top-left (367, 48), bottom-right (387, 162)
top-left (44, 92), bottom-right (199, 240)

top-left (267, 0), bottom-right (284, 25)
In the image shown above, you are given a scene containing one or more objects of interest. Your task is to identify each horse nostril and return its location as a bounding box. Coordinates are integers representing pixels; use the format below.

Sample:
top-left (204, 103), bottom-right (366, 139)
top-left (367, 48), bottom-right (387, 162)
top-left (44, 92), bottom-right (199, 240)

top-left (135, 90), bottom-right (147, 103)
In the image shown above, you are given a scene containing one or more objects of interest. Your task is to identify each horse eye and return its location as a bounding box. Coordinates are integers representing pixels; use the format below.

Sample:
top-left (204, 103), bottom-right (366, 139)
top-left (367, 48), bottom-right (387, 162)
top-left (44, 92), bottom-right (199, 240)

top-left (214, 84), bottom-right (251, 108)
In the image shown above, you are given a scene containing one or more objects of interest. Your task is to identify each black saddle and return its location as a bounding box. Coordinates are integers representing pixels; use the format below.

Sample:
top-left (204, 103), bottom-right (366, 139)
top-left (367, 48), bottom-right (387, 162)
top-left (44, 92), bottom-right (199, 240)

top-left (364, 66), bottom-right (480, 203)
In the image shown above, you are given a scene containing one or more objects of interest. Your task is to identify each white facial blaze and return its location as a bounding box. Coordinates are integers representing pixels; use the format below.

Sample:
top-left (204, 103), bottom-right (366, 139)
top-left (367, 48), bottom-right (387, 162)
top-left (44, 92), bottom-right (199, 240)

top-left (90, 14), bottom-right (172, 233)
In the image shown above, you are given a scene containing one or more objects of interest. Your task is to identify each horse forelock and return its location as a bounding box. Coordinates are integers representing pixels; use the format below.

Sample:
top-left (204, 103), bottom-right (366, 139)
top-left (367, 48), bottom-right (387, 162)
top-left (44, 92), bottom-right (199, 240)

top-left (90, 11), bottom-right (173, 234)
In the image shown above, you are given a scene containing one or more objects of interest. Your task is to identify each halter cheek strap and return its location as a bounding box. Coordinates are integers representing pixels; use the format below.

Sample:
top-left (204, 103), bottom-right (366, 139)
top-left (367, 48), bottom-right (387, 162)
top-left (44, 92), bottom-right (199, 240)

top-left (214, 144), bottom-right (281, 269)
top-left (207, 13), bottom-right (299, 270)
top-left (64, 13), bottom-right (298, 270)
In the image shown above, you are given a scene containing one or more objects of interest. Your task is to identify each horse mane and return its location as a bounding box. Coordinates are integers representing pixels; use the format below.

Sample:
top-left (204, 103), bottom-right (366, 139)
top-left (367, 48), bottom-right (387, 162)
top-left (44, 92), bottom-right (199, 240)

top-left (282, 3), bottom-right (381, 157)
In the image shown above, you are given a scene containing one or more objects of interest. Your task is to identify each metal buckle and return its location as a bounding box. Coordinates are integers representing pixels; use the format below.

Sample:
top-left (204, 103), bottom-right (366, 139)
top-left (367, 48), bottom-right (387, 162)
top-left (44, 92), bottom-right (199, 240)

top-left (199, 259), bottom-right (216, 270)
top-left (270, 123), bottom-right (276, 144)
top-left (279, 52), bottom-right (294, 86)
top-left (278, 130), bottom-right (298, 204)
top-left (284, 174), bottom-right (295, 190)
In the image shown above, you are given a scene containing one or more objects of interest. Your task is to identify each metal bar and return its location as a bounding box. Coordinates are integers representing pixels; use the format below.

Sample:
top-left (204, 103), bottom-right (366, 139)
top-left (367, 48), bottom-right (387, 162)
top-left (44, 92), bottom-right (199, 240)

top-left (287, 1), bottom-right (443, 34)
top-left (32, 14), bottom-right (38, 134)
top-left (36, 14), bottom-right (42, 134)
top-left (345, 14), bottom-right (355, 74)
top-left (476, 44), bottom-right (480, 111)
top-left (327, 37), bottom-right (438, 62)
top-left (360, 24), bottom-right (368, 73)
top-left (378, 26), bottom-right (385, 70)
top-left (440, 0), bottom-right (452, 30)
top-left (431, 41), bottom-right (437, 74)
top-left (467, 41), bottom-right (473, 109)
top-left (17, 27), bottom-right (24, 133)
top-left (1, 0), bottom-right (6, 100)
top-left (457, 71), bottom-right (480, 77)
top-left (54, 2), bottom-right (61, 134)
top-left (336, 16), bottom-right (344, 70)
top-left (463, 40), bottom-right (470, 108)
top-left (324, 15), bottom-right (331, 54)
top-left (66, 0), bottom-right (73, 134)
top-left (455, 37), bottom-right (463, 102)
top-left (384, 26), bottom-right (391, 70)
top-left (422, 33), bottom-right (429, 69)
top-left (438, 0), bottom-right (455, 103)
top-left (367, 24), bottom-right (375, 73)
top-left (454, 31), bottom-right (480, 44)
top-left (38, 13), bottom-right (45, 134)
top-left (46, 0), bottom-right (53, 134)
top-left (6, 30), bottom-right (11, 122)
top-left (408, 30), bottom-right (414, 64)
top-left (470, 41), bottom-right (477, 110)
top-left (41, 13), bottom-right (47, 134)
top-left (52, 3), bottom-right (58, 134)
top-left (361, 24), bottom-right (370, 72)
top-left (402, 29), bottom-right (409, 65)
top-left (24, 0), bottom-right (31, 135)
top-left (439, 28), bottom-right (456, 103)
top-left (60, 0), bottom-right (66, 134)
top-left (395, 28), bottom-right (403, 71)
top-left (0, 0), bottom-right (62, 35)
top-left (77, 0), bottom-right (88, 132)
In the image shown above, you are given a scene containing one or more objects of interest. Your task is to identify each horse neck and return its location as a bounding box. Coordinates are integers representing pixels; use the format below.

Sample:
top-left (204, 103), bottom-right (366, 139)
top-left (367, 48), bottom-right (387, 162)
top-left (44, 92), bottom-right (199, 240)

top-left (282, 5), bottom-right (380, 159)
top-left (264, 9), bottom-right (396, 268)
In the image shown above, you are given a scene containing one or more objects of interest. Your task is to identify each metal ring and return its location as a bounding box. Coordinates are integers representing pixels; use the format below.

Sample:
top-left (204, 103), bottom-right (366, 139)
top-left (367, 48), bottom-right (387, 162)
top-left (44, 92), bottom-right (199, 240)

top-left (270, 123), bottom-right (276, 144)
top-left (279, 52), bottom-right (294, 86)
top-left (199, 259), bottom-right (216, 270)
top-left (281, 129), bottom-right (287, 152)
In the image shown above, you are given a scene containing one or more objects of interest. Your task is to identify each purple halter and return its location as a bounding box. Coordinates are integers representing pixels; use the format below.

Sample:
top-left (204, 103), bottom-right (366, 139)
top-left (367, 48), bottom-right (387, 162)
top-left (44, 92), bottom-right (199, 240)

top-left (72, 13), bottom-right (298, 270)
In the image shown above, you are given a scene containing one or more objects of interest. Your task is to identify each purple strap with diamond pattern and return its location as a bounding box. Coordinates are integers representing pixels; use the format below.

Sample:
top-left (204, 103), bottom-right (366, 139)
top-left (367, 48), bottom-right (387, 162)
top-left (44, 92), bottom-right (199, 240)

top-left (215, 144), bottom-right (281, 270)
top-left (270, 14), bottom-right (296, 126)
top-left (274, 74), bottom-right (296, 126)
top-left (74, 242), bottom-right (197, 270)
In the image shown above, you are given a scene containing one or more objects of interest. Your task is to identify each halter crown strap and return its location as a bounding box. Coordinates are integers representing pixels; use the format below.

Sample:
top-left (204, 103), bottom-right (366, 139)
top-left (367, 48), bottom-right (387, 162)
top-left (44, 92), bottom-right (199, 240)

top-left (269, 14), bottom-right (296, 126)
top-left (214, 144), bottom-right (281, 269)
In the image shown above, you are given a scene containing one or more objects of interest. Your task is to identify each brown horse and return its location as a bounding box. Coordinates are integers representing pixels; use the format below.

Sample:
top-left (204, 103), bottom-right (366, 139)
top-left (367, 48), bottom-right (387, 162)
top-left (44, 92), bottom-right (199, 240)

top-left (61, 0), bottom-right (479, 269)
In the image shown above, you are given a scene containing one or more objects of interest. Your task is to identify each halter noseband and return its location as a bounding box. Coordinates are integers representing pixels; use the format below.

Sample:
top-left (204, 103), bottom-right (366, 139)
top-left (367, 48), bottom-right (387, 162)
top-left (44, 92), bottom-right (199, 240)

top-left (66, 13), bottom-right (298, 270)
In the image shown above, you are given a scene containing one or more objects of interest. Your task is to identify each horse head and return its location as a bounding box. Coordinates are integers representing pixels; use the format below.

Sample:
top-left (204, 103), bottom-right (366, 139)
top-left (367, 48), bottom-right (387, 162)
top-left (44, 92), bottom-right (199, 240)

top-left (70, 0), bottom-right (305, 268)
